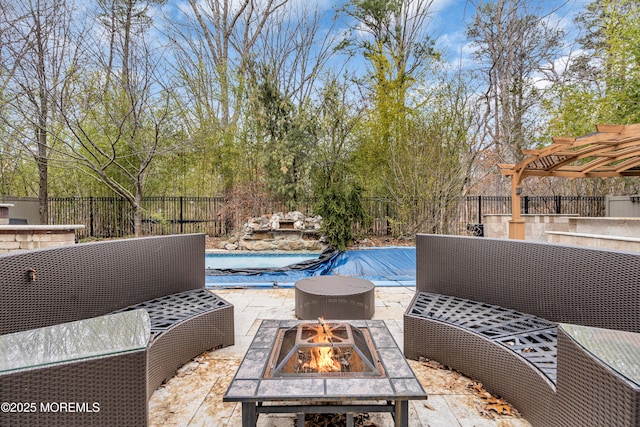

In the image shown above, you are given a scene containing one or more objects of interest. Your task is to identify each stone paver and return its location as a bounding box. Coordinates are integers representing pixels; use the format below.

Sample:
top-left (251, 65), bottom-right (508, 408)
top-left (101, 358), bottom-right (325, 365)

top-left (148, 286), bottom-right (532, 427)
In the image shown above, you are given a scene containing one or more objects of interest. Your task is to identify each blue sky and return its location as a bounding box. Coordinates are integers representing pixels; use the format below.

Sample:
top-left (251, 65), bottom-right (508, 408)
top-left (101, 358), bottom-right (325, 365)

top-left (157, 0), bottom-right (593, 92)
top-left (320, 0), bottom-right (592, 70)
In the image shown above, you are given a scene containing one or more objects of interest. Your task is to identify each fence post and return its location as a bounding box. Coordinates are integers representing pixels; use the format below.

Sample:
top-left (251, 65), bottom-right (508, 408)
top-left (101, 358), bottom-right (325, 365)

top-left (555, 195), bottom-right (562, 214)
top-left (89, 197), bottom-right (94, 237)
top-left (523, 196), bottom-right (529, 214)
top-left (477, 195), bottom-right (483, 224)
top-left (386, 200), bottom-right (391, 236)
top-left (179, 196), bottom-right (184, 234)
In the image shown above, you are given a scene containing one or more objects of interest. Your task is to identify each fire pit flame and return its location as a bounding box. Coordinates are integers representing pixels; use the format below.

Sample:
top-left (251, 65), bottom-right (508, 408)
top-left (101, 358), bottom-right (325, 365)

top-left (314, 317), bottom-right (340, 372)
top-left (265, 319), bottom-right (384, 378)
top-left (296, 318), bottom-right (350, 373)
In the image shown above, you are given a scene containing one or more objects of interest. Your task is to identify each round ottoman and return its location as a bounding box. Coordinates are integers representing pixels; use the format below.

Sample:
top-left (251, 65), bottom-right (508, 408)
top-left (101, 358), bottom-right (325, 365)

top-left (295, 276), bottom-right (375, 320)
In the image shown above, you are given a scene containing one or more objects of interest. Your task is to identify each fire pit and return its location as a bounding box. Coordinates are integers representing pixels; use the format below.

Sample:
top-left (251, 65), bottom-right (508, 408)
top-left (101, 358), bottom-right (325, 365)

top-left (224, 319), bottom-right (426, 427)
top-left (265, 319), bottom-right (384, 378)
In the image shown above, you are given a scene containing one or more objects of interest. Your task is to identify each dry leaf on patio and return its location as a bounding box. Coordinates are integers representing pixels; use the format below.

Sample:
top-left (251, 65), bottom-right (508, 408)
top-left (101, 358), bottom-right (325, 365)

top-left (175, 361), bottom-right (199, 377)
top-left (419, 357), bottom-right (446, 370)
top-left (469, 381), bottom-right (484, 392)
top-left (304, 413), bottom-right (378, 427)
top-left (486, 402), bottom-right (513, 415)
top-left (478, 391), bottom-right (494, 400)
top-left (469, 381), bottom-right (517, 417)
top-left (423, 402), bottom-right (436, 411)
top-left (443, 378), bottom-right (458, 390)
top-left (478, 407), bottom-right (496, 419)
top-left (469, 382), bottom-right (492, 398)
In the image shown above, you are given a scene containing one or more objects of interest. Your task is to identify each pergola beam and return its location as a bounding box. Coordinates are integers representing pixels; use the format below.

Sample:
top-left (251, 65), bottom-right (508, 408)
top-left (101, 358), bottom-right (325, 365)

top-left (499, 124), bottom-right (640, 239)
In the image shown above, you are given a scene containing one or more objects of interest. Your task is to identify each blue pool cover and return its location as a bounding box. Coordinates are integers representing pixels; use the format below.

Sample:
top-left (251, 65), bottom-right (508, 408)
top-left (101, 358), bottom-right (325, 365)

top-left (205, 247), bottom-right (416, 288)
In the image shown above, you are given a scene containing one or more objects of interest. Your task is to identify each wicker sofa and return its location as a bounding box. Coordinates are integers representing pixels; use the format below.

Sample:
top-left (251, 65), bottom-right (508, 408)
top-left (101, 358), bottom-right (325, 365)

top-left (404, 234), bottom-right (640, 427)
top-left (0, 234), bottom-right (234, 426)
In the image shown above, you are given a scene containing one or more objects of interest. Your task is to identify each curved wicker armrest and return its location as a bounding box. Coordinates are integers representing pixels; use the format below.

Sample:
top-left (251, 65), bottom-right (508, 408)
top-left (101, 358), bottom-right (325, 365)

top-left (0, 310), bottom-right (151, 426)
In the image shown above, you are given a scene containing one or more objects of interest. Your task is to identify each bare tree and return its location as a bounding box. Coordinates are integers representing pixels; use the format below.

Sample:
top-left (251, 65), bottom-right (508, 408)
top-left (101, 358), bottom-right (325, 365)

top-left (244, 2), bottom-right (344, 205)
top-left (340, 0), bottom-right (439, 195)
top-left (0, 0), bottom-right (79, 221)
top-left (163, 0), bottom-right (288, 193)
top-left (0, 1), bottom-right (20, 195)
top-left (47, 0), bottom-right (176, 236)
top-left (385, 70), bottom-right (479, 236)
top-left (342, 0), bottom-right (438, 106)
top-left (252, 2), bottom-right (340, 107)
top-left (467, 0), bottom-right (564, 166)
top-left (167, 0), bottom-right (339, 194)
top-left (171, 0), bottom-right (286, 128)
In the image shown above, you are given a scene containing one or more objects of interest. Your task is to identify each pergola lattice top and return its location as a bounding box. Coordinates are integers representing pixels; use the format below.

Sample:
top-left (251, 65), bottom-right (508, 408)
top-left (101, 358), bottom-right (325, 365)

top-left (499, 124), bottom-right (640, 180)
top-left (498, 123), bottom-right (640, 239)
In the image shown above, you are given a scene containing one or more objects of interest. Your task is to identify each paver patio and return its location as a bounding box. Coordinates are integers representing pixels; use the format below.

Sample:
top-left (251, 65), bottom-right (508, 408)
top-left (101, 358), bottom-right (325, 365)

top-left (148, 286), bottom-right (532, 427)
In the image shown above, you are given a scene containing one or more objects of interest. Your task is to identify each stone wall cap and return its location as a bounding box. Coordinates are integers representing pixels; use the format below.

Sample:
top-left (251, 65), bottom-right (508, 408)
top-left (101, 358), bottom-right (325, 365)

top-left (483, 214), bottom-right (580, 217)
top-left (569, 216), bottom-right (640, 221)
top-left (0, 224), bottom-right (85, 230)
top-left (545, 230), bottom-right (640, 242)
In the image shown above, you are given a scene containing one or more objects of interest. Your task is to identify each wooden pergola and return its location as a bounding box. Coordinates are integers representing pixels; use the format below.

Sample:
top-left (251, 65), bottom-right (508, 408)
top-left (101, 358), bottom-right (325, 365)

top-left (499, 123), bottom-right (640, 239)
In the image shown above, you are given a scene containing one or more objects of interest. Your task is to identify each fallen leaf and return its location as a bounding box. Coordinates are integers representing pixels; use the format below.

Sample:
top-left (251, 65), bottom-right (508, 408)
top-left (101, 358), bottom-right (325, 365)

top-left (478, 391), bottom-right (494, 400)
top-left (469, 381), bottom-right (517, 417)
top-left (486, 403), bottom-right (513, 415)
top-left (478, 407), bottom-right (496, 419)
top-left (423, 402), bottom-right (436, 411)
top-left (469, 382), bottom-right (484, 393)
top-left (443, 379), bottom-right (459, 390)
top-left (421, 358), bottom-right (446, 370)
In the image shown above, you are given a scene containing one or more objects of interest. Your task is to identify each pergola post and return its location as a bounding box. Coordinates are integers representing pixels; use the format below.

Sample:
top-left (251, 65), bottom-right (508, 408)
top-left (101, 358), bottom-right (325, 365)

top-left (508, 176), bottom-right (525, 240)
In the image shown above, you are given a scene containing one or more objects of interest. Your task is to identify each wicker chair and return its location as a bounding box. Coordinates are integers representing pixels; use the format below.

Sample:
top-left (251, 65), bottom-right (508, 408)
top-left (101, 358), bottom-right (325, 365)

top-left (0, 234), bottom-right (234, 425)
top-left (404, 234), bottom-right (640, 426)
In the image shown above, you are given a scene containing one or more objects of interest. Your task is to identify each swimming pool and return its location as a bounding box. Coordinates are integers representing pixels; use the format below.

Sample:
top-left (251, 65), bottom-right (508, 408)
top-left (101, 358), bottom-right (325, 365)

top-left (205, 252), bottom-right (322, 270)
top-left (205, 247), bottom-right (417, 288)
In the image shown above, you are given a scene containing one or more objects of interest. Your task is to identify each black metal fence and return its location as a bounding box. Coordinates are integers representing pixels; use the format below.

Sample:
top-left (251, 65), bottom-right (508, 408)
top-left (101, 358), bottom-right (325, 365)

top-left (48, 195), bottom-right (606, 240)
top-left (462, 195), bottom-right (606, 223)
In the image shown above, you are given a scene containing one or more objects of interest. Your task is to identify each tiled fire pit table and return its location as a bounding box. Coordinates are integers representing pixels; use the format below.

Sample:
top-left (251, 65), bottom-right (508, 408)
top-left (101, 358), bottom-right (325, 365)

top-left (223, 319), bottom-right (426, 427)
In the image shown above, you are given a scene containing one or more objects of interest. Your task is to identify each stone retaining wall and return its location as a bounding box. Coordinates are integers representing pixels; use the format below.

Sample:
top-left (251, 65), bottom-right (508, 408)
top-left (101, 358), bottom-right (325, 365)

top-left (0, 225), bottom-right (85, 254)
top-left (215, 211), bottom-right (327, 251)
